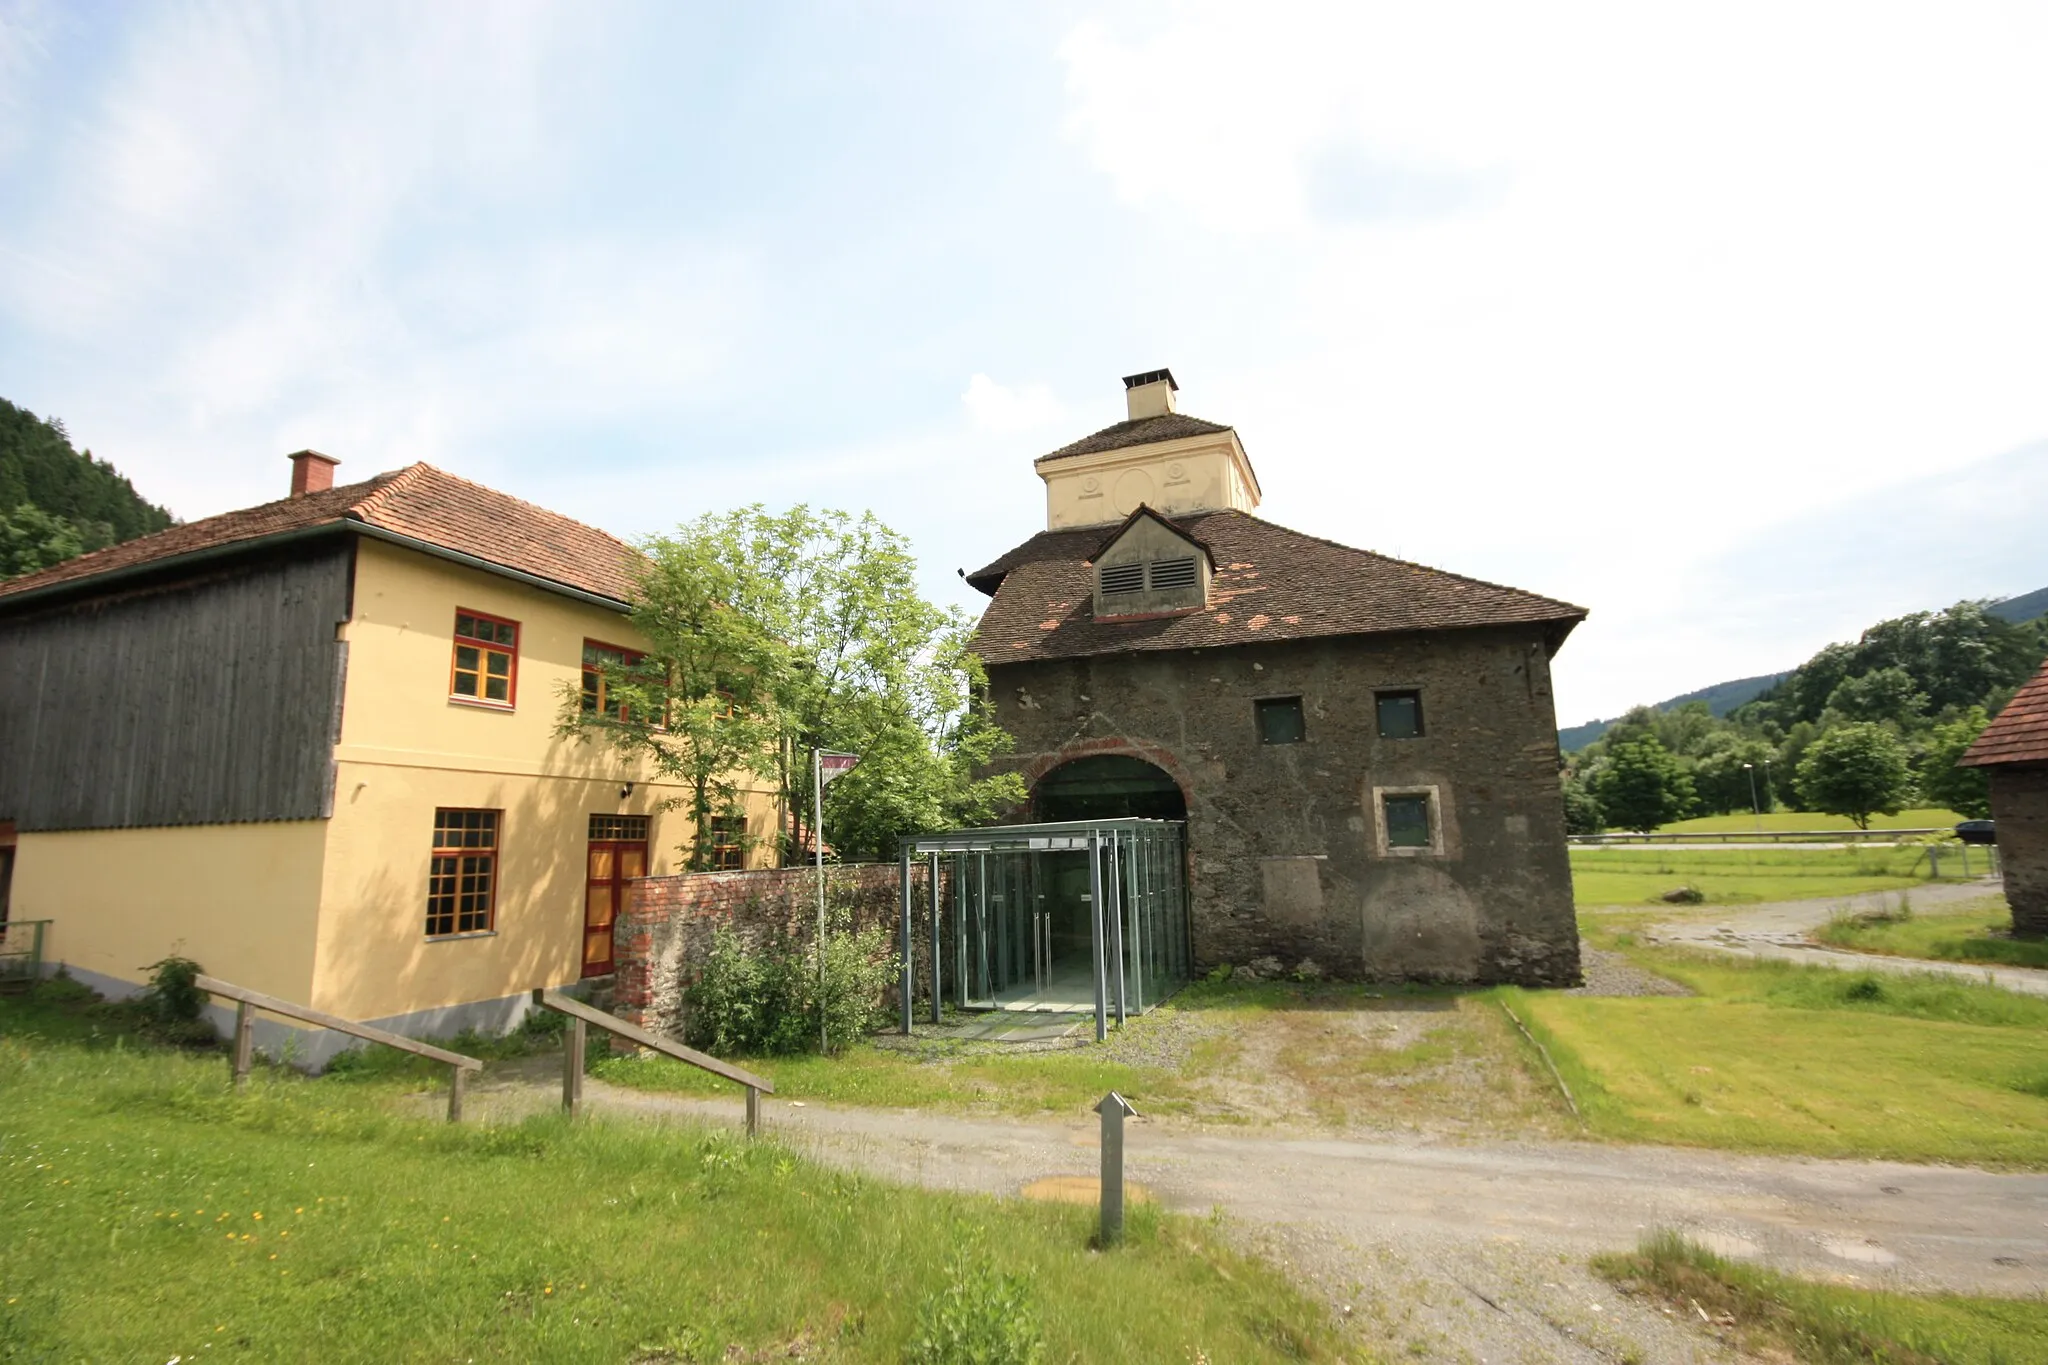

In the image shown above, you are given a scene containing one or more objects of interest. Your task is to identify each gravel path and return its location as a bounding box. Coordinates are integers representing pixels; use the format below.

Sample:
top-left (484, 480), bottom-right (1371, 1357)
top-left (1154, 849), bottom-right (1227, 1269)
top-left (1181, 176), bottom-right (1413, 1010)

top-left (1648, 879), bottom-right (2048, 997)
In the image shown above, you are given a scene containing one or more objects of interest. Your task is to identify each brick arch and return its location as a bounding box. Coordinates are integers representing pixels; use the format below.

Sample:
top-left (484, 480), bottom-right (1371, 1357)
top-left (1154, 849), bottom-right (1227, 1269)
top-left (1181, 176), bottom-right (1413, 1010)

top-left (1022, 737), bottom-right (1197, 814)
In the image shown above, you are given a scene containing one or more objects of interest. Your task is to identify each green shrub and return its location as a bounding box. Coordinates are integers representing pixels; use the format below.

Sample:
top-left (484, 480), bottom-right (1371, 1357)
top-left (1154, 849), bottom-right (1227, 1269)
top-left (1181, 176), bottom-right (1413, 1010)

top-left (907, 1253), bottom-right (1044, 1365)
top-left (686, 914), bottom-right (896, 1057)
top-left (134, 956), bottom-right (217, 1048)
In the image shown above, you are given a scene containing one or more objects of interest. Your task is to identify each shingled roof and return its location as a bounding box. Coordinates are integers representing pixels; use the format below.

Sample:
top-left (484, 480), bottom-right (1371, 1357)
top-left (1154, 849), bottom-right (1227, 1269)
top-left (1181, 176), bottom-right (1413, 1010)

top-left (1961, 659), bottom-right (2048, 766)
top-left (967, 509), bottom-right (1585, 664)
top-left (1036, 412), bottom-right (1234, 464)
top-left (0, 463), bottom-right (639, 606)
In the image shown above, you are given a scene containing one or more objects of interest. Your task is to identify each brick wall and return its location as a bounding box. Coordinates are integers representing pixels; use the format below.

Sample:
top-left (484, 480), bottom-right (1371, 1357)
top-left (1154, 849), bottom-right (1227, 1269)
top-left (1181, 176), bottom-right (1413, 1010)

top-left (1989, 765), bottom-right (2047, 937)
top-left (613, 862), bottom-right (941, 1044)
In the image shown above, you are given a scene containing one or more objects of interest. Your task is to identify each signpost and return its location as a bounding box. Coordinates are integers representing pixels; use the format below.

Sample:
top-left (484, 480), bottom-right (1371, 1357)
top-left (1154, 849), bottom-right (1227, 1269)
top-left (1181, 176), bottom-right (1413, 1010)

top-left (813, 748), bottom-right (860, 1051)
top-left (1095, 1090), bottom-right (1139, 1246)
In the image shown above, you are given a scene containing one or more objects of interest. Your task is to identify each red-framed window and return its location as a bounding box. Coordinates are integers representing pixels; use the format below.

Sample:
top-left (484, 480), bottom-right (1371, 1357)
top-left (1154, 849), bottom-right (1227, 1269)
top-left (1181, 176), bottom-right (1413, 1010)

top-left (451, 610), bottom-right (519, 707)
top-left (581, 639), bottom-right (646, 722)
top-left (427, 808), bottom-right (500, 937)
top-left (708, 814), bottom-right (746, 871)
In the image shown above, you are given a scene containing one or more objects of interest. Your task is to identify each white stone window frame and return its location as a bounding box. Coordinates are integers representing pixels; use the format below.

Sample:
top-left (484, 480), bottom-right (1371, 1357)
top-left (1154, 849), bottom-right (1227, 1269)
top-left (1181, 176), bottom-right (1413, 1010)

top-left (1371, 783), bottom-right (1445, 858)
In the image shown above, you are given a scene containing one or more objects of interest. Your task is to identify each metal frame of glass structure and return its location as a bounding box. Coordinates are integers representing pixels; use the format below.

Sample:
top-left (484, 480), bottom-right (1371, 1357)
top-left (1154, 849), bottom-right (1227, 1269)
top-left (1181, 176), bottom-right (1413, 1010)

top-left (896, 818), bottom-right (1191, 1042)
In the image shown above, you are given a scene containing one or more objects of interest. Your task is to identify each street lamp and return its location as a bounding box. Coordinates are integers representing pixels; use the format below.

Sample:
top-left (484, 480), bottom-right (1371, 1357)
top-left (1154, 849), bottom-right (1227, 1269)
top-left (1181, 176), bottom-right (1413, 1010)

top-left (1743, 762), bottom-right (1761, 833)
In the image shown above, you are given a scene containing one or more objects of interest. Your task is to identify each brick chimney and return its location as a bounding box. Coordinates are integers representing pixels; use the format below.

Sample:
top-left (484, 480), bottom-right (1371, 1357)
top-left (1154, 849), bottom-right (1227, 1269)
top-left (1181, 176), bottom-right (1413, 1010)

top-left (287, 450), bottom-right (339, 498)
top-left (1122, 368), bottom-right (1178, 420)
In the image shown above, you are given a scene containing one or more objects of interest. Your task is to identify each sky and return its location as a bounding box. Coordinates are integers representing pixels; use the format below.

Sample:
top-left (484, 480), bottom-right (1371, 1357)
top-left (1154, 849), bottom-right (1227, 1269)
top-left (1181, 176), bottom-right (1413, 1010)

top-left (2, 0), bottom-right (2044, 726)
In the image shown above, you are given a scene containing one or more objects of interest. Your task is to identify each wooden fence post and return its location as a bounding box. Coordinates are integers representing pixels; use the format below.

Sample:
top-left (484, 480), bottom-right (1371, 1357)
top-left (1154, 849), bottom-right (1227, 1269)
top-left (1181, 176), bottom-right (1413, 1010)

top-left (447, 1064), bottom-right (466, 1123)
top-left (563, 1016), bottom-right (586, 1117)
top-left (232, 1001), bottom-right (254, 1092)
top-left (745, 1085), bottom-right (760, 1138)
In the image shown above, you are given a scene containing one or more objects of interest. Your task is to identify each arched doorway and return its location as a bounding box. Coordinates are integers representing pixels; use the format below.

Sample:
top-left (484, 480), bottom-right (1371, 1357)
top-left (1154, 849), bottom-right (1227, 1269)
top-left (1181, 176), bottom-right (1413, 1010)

top-left (1032, 754), bottom-right (1187, 823)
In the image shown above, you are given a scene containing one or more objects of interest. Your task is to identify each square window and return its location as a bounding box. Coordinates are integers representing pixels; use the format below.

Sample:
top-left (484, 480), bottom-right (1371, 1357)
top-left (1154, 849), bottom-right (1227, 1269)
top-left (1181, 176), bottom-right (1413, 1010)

top-left (452, 610), bottom-right (519, 708)
top-left (707, 815), bottom-right (746, 871)
top-left (1383, 794), bottom-right (1432, 848)
top-left (581, 639), bottom-right (646, 722)
top-left (1255, 696), bottom-right (1306, 744)
top-left (1376, 690), bottom-right (1423, 739)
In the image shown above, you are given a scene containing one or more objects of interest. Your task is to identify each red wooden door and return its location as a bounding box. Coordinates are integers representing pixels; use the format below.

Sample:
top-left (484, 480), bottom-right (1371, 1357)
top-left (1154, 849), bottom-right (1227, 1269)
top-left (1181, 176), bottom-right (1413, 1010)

top-left (583, 839), bottom-right (647, 977)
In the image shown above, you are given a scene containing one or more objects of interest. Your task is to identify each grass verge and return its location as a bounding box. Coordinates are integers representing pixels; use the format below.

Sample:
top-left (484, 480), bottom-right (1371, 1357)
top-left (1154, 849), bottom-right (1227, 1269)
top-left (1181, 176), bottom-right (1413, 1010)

top-left (1570, 844), bottom-right (1955, 908)
top-left (1597, 1231), bottom-right (2048, 1365)
top-left (1503, 954), bottom-right (2048, 1166)
top-left (0, 1011), bottom-right (1361, 1363)
top-left (1654, 807), bottom-right (1966, 835)
top-left (1815, 895), bottom-right (2048, 970)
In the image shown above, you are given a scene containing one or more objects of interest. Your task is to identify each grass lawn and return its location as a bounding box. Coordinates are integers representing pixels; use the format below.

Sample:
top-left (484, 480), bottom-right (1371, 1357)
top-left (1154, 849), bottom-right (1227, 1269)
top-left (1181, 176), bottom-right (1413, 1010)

top-left (1598, 1232), bottom-right (2048, 1365)
top-left (1506, 953), bottom-right (2048, 1166)
top-left (590, 979), bottom-right (1567, 1138)
top-left (1814, 894), bottom-right (2048, 970)
top-left (1569, 844), bottom-right (1950, 909)
top-left (1649, 807), bottom-right (1966, 835)
top-left (0, 989), bottom-right (1361, 1364)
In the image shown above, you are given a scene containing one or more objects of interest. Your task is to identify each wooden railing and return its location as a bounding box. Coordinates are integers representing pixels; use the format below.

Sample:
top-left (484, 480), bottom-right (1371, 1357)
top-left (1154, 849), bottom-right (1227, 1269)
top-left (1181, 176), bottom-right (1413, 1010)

top-left (531, 988), bottom-right (774, 1136)
top-left (196, 975), bottom-right (482, 1121)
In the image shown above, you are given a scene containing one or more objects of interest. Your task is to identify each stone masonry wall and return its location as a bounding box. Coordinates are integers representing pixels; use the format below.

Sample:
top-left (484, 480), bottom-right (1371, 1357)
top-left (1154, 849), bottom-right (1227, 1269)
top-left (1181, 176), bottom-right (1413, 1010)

top-left (613, 862), bottom-right (941, 1044)
top-left (1989, 765), bottom-right (2047, 937)
top-left (985, 625), bottom-right (1581, 986)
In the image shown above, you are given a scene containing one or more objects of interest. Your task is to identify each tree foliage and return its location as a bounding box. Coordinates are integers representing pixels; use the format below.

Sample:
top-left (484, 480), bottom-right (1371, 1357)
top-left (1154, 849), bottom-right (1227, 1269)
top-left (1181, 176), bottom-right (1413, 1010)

top-left (561, 505), bottom-right (1024, 868)
top-left (1593, 738), bottom-right (1695, 832)
top-left (0, 399), bottom-right (171, 579)
top-left (1917, 707), bottom-right (1992, 821)
top-left (1794, 723), bottom-right (1913, 829)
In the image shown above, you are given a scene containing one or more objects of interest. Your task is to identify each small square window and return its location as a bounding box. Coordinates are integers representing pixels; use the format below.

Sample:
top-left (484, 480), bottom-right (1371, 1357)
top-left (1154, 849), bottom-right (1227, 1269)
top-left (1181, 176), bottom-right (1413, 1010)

top-left (1376, 690), bottom-right (1423, 739)
top-left (1383, 794), bottom-right (1432, 848)
top-left (1255, 696), bottom-right (1306, 744)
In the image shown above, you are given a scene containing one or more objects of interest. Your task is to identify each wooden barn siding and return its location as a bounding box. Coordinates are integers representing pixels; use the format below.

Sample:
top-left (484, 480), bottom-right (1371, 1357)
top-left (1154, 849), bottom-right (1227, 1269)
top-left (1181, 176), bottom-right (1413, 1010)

top-left (0, 547), bottom-right (352, 831)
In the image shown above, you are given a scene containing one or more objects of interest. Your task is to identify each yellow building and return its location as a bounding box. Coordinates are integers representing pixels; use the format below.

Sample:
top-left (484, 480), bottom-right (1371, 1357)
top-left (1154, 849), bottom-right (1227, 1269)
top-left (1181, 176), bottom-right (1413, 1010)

top-left (0, 452), bottom-right (774, 1060)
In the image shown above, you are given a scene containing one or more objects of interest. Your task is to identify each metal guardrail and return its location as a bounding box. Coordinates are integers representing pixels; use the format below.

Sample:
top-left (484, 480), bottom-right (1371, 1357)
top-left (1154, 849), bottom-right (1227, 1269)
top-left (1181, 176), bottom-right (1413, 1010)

top-left (531, 988), bottom-right (774, 1136)
top-left (0, 919), bottom-right (50, 987)
top-left (1571, 828), bottom-right (1946, 845)
top-left (196, 974), bottom-right (482, 1121)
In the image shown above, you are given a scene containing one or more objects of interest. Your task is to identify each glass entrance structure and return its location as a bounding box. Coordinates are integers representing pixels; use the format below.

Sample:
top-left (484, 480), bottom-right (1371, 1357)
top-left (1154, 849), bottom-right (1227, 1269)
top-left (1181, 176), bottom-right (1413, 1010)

top-left (896, 818), bottom-right (1191, 1042)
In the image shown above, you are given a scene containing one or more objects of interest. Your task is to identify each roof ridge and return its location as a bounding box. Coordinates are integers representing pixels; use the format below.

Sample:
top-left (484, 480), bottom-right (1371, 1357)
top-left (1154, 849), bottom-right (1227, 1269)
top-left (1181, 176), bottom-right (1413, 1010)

top-left (362, 462), bottom-right (636, 554)
top-left (344, 461), bottom-right (432, 518)
top-left (1203, 509), bottom-right (1587, 615)
top-left (1037, 411), bottom-right (1237, 464)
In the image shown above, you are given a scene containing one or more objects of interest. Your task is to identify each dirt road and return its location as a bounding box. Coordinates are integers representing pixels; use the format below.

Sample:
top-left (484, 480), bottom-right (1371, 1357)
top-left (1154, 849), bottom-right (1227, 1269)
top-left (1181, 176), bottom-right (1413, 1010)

top-left (446, 1063), bottom-right (2048, 1364)
top-left (1647, 879), bottom-right (2048, 997)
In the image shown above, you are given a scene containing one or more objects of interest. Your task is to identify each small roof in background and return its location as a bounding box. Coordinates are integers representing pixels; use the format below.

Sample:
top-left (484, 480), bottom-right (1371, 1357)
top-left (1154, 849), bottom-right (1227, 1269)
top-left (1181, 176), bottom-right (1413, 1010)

top-left (0, 463), bottom-right (638, 606)
top-left (1961, 659), bottom-right (2048, 766)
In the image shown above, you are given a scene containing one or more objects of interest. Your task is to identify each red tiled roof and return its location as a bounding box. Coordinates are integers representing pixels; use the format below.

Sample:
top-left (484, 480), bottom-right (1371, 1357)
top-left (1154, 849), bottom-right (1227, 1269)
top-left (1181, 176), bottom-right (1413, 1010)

top-left (967, 509), bottom-right (1585, 664)
top-left (0, 463), bottom-right (638, 605)
top-left (1961, 659), bottom-right (2048, 766)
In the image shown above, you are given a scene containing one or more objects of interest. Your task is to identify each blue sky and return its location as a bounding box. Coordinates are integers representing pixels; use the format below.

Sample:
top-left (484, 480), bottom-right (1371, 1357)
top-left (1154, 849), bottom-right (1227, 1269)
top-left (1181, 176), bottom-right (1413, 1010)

top-left (3, 1), bottom-right (2045, 725)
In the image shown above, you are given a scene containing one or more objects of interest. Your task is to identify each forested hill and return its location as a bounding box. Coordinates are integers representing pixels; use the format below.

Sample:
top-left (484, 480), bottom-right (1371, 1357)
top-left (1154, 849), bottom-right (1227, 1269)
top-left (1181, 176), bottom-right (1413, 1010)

top-left (1560, 671), bottom-right (1788, 751)
top-left (1, 399), bottom-right (173, 579)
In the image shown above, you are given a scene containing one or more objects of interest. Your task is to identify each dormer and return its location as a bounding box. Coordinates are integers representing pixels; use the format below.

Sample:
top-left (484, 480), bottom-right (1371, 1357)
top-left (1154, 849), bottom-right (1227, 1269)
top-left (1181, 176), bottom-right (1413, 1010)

top-left (1092, 506), bottom-right (1213, 620)
top-left (1036, 368), bottom-right (1262, 530)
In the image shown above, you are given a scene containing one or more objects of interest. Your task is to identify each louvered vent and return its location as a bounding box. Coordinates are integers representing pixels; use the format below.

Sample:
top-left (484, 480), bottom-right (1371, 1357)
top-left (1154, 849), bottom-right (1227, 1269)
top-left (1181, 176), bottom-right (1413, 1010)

top-left (1099, 562), bottom-right (1144, 595)
top-left (1148, 557), bottom-right (1197, 590)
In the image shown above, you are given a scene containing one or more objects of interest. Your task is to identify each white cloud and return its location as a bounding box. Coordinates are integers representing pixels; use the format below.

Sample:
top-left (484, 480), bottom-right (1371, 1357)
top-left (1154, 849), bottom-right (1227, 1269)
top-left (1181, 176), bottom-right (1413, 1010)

top-left (960, 373), bottom-right (1068, 435)
top-left (1056, 1), bottom-right (2048, 722)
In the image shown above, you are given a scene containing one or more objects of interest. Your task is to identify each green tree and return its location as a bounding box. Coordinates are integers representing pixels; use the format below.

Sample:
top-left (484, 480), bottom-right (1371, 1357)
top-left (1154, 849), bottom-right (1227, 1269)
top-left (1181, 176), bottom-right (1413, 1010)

top-left (1794, 722), bottom-right (1913, 829)
top-left (0, 398), bottom-right (171, 546)
top-left (1917, 706), bottom-right (1992, 820)
top-left (1823, 666), bottom-right (1928, 728)
top-left (1559, 771), bottom-right (1604, 835)
top-left (1689, 734), bottom-right (1776, 816)
top-left (563, 506), bottom-right (1024, 868)
top-left (0, 503), bottom-right (93, 578)
top-left (1592, 738), bottom-right (1695, 832)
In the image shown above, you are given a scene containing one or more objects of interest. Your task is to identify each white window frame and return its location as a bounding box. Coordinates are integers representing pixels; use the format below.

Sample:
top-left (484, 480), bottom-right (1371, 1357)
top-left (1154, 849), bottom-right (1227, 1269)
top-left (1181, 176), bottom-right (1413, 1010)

top-left (1371, 784), bottom-right (1444, 857)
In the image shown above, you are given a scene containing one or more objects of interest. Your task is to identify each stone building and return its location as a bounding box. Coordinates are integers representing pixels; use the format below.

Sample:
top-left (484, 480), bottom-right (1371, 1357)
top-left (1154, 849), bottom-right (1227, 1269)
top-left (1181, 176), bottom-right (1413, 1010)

top-left (965, 369), bottom-right (1587, 986)
top-left (1961, 658), bottom-right (2048, 938)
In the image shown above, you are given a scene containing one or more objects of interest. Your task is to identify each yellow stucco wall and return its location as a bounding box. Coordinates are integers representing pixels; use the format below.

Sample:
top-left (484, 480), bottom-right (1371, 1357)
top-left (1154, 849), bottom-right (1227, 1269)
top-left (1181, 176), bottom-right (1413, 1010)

top-left (1040, 431), bottom-right (1262, 530)
top-left (10, 820), bottom-right (326, 1003)
top-left (315, 540), bottom-right (776, 1021)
